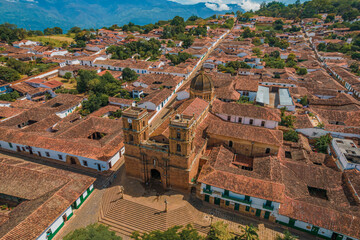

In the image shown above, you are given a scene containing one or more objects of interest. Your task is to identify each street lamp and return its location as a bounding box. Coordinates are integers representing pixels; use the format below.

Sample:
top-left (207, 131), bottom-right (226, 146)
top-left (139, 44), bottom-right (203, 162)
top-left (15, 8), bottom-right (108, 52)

top-left (210, 214), bottom-right (214, 226)
top-left (164, 199), bottom-right (168, 213)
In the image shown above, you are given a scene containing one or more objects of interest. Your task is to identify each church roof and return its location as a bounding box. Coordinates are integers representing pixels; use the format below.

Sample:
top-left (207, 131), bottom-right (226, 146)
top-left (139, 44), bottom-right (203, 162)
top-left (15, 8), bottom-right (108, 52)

top-left (190, 70), bottom-right (214, 92)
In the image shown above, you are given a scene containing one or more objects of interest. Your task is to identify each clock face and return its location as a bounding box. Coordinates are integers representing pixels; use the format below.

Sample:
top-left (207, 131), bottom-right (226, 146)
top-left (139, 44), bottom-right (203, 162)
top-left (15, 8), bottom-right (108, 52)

top-left (128, 118), bottom-right (132, 123)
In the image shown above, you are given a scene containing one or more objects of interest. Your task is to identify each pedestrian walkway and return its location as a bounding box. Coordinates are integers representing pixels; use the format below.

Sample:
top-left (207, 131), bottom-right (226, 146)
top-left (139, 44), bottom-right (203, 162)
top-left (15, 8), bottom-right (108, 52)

top-left (98, 175), bottom-right (318, 240)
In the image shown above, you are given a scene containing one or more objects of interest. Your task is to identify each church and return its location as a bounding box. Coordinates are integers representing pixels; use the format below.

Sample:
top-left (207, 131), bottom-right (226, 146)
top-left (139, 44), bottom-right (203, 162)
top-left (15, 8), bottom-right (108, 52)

top-left (122, 70), bottom-right (282, 191)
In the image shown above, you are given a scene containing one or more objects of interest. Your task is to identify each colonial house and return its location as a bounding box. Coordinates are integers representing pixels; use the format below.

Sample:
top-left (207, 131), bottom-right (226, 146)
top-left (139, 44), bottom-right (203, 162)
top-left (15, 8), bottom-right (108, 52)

top-left (0, 158), bottom-right (96, 240)
top-left (0, 94), bottom-right (124, 172)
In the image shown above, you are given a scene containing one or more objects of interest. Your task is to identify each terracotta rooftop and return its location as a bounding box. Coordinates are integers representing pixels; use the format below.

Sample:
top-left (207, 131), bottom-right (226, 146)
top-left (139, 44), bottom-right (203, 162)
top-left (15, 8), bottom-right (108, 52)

top-left (212, 99), bottom-right (281, 122)
top-left (206, 114), bottom-right (283, 147)
top-left (0, 158), bottom-right (95, 240)
top-left (198, 146), bottom-right (284, 202)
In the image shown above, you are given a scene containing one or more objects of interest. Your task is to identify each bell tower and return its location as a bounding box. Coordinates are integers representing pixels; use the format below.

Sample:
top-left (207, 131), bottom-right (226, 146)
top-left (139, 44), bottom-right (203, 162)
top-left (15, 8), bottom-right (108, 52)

top-left (169, 114), bottom-right (195, 158)
top-left (122, 107), bottom-right (149, 145)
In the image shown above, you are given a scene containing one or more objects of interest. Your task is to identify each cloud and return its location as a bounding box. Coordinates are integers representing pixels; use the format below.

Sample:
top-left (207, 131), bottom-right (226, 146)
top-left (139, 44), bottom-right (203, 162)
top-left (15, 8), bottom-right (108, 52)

top-left (169, 0), bottom-right (262, 11)
top-left (205, 2), bottom-right (230, 11)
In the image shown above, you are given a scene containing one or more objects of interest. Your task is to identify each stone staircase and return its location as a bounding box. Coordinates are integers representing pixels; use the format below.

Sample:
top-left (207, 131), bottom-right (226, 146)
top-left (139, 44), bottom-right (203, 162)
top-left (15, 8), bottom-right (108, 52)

top-left (99, 187), bottom-right (197, 236)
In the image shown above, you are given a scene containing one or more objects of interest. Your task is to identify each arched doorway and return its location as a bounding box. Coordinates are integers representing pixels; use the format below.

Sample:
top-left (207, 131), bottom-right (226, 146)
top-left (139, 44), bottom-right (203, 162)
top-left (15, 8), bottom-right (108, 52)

top-left (150, 169), bottom-right (161, 180)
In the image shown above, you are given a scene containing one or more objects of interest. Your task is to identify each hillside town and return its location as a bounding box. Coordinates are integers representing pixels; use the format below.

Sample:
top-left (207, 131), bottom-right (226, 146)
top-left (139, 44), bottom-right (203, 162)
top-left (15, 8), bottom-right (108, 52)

top-left (1, 1), bottom-right (360, 240)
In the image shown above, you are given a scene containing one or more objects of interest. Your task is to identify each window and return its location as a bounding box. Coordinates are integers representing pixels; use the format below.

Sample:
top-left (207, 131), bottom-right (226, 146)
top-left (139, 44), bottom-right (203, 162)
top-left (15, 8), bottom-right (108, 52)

top-left (177, 132), bottom-right (181, 139)
top-left (224, 190), bottom-right (229, 196)
top-left (238, 118), bottom-right (242, 123)
top-left (46, 152), bottom-right (50, 157)
top-left (244, 195), bottom-right (250, 202)
top-left (229, 141), bottom-right (233, 148)
top-left (225, 200), bottom-right (229, 206)
top-left (83, 160), bottom-right (88, 166)
top-left (249, 119), bottom-right (254, 125)
top-left (261, 121), bottom-right (265, 127)
top-left (177, 144), bottom-right (181, 152)
top-left (245, 206), bottom-right (250, 212)
top-left (265, 200), bottom-right (272, 207)
top-left (285, 151), bottom-right (292, 159)
top-left (206, 184), bottom-right (211, 191)
top-left (58, 154), bottom-right (63, 160)
top-left (129, 123), bottom-right (132, 129)
top-left (8, 143), bottom-right (13, 148)
top-left (227, 116), bottom-right (231, 121)
top-left (265, 148), bottom-right (270, 154)
top-left (46, 229), bottom-right (52, 239)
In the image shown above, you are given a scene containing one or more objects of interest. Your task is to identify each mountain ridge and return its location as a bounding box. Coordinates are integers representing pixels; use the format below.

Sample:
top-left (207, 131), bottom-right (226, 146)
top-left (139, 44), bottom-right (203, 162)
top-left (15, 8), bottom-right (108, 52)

top-left (0, 0), bottom-right (244, 30)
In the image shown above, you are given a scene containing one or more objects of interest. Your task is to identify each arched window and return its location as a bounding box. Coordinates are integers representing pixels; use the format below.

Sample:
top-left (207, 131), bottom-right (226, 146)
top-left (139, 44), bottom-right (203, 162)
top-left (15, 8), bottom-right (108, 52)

top-left (229, 141), bottom-right (233, 148)
top-left (129, 134), bottom-right (134, 143)
top-left (265, 148), bottom-right (270, 154)
top-left (177, 144), bottom-right (181, 152)
top-left (177, 132), bottom-right (181, 139)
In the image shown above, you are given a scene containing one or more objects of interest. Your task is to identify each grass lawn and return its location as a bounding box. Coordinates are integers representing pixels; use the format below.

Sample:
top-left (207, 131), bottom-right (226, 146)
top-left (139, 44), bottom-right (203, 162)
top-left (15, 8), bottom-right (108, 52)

top-left (255, 24), bottom-right (286, 34)
top-left (28, 34), bottom-right (75, 47)
top-left (53, 77), bottom-right (77, 89)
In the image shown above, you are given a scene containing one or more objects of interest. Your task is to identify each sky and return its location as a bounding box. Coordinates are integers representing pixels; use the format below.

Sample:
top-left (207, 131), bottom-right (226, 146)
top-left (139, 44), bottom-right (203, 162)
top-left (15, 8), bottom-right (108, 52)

top-left (169, 0), bottom-right (296, 12)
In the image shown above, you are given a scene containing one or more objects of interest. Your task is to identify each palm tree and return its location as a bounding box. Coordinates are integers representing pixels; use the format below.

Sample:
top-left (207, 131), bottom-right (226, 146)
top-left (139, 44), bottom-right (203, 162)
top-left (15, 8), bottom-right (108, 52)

top-left (238, 224), bottom-right (259, 240)
top-left (276, 230), bottom-right (298, 240)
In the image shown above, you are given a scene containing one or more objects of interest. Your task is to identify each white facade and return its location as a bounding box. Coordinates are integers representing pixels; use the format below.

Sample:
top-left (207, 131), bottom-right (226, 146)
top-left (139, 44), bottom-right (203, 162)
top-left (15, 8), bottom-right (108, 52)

top-left (0, 140), bottom-right (123, 172)
top-left (55, 102), bottom-right (82, 118)
top-left (215, 113), bottom-right (278, 129)
top-left (200, 183), bottom-right (280, 217)
top-left (37, 206), bottom-right (73, 240)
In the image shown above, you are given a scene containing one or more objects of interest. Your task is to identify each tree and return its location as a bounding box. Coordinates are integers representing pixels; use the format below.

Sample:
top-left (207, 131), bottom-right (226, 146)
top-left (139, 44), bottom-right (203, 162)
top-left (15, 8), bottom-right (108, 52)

top-left (76, 69), bottom-right (98, 93)
top-left (44, 27), bottom-right (63, 35)
top-left (132, 224), bottom-right (203, 240)
top-left (275, 230), bottom-right (298, 240)
top-left (352, 52), bottom-right (360, 60)
top-left (0, 23), bottom-right (27, 43)
top-left (0, 91), bottom-right (20, 102)
top-left (183, 35), bottom-right (194, 49)
top-left (81, 93), bottom-right (109, 115)
top-left (63, 223), bottom-right (121, 240)
top-left (270, 51), bottom-right (280, 59)
top-left (315, 134), bottom-right (332, 154)
top-left (299, 95), bottom-right (308, 106)
top-left (252, 38), bottom-right (262, 46)
top-left (122, 67), bottom-right (138, 82)
top-left (68, 26), bottom-right (82, 33)
top-left (242, 27), bottom-right (255, 38)
top-left (238, 225), bottom-right (259, 240)
top-left (0, 66), bottom-right (21, 82)
top-left (207, 221), bottom-right (233, 240)
top-left (64, 72), bottom-right (72, 80)
top-left (283, 130), bottom-right (299, 142)
top-left (273, 20), bottom-right (284, 30)
top-left (281, 114), bottom-right (296, 128)
top-left (252, 48), bottom-right (262, 57)
top-left (297, 68), bottom-right (308, 75)
top-left (171, 16), bottom-right (185, 27)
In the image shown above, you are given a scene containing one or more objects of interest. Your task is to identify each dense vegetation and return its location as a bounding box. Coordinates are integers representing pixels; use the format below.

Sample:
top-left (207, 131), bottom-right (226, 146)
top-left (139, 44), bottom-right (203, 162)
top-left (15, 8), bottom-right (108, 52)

top-left (63, 224), bottom-right (122, 240)
top-left (218, 61), bottom-right (251, 75)
top-left (243, 0), bottom-right (360, 21)
top-left (0, 91), bottom-right (20, 102)
top-left (0, 57), bottom-right (58, 83)
top-left (65, 221), bottom-right (298, 240)
top-left (107, 39), bottom-right (161, 60)
top-left (166, 52), bottom-right (193, 65)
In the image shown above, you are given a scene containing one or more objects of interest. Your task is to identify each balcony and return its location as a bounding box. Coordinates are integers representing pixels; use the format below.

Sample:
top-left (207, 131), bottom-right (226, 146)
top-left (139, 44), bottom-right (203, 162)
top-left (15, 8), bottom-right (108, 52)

top-left (263, 203), bottom-right (274, 211)
top-left (203, 188), bottom-right (212, 194)
top-left (221, 194), bottom-right (252, 205)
